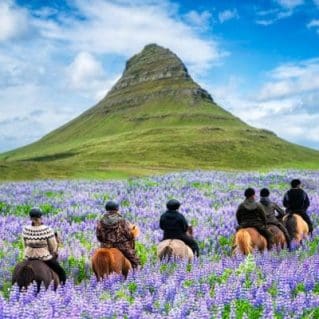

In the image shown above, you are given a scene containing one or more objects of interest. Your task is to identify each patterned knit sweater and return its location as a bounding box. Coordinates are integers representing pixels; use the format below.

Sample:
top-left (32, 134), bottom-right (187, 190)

top-left (22, 224), bottom-right (58, 261)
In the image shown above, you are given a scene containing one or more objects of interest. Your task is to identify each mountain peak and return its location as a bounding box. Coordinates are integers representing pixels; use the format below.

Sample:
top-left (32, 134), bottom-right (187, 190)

top-left (112, 43), bottom-right (191, 91)
top-left (102, 43), bottom-right (213, 108)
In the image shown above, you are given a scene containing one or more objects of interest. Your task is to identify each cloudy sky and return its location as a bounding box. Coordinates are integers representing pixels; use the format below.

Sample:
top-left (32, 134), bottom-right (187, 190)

top-left (1, 0), bottom-right (319, 152)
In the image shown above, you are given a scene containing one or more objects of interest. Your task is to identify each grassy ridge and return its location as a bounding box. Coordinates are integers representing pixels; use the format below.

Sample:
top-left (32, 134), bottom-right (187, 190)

top-left (1, 99), bottom-right (318, 180)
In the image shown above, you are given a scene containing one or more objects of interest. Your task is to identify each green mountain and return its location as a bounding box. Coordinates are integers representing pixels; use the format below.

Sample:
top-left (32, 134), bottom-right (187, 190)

top-left (1, 44), bottom-right (318, 180)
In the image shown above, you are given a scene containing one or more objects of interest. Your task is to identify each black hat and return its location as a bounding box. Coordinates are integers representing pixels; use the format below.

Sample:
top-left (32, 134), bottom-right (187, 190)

top-left (105, 201), bottom-right (119, 211)
top-left (260, 188), bottom-right (270, 197)
top-left (29, 208), bottom-right (43, 218)
top-left (166, 199), bottom-right (181, 210)
top-left (291, 179), bottom-right (301, 188)
top-left (244, 188), bottom-right (255, 198)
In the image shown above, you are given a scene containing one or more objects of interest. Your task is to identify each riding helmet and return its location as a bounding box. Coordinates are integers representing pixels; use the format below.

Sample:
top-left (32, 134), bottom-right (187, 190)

top-left (260, 188), bottom-right (270, 197)
top-left (105, 201), bottom-right (119, 211)
top-left (166, 199), bottom-right (181, 210)
top-left (244, 188), bottom-right (255, 198)
top-left (29, 207), bottom-right (43, 218)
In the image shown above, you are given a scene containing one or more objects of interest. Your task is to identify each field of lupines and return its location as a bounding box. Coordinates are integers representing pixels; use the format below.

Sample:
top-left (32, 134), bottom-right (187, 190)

top-left (0, 170), bottom-right (319, 319)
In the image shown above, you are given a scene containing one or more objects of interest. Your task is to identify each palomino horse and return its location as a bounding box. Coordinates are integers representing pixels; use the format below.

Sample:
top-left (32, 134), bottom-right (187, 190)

top-left (91, 225), bottom-right (140, 280)
top-left (12, 259), bottom-right (59, 292)
top-left (157, 226), bottom-right (194, 262)
top-left (233, 225), bottom-right (287, 255)
top-left (283, 214), bottom-right (309, 246)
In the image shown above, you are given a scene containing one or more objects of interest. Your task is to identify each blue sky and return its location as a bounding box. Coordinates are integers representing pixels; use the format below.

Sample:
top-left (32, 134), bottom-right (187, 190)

top-left (1, 0), bottom-right (319, 152)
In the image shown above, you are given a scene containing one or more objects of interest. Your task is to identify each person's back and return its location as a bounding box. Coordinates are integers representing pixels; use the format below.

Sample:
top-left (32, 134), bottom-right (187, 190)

top-left (22, 208), bottom-right (66, 284)
top-left (96, 201), bottom-right (140, 268)
top-left (259, 188), bottom-right (291, 250)
top-left (283, 179), bottom-right (312, 233)
top-left (159, 199), bottom-right (199, 257)
top-left (236, 188), bottom-right (273, 249)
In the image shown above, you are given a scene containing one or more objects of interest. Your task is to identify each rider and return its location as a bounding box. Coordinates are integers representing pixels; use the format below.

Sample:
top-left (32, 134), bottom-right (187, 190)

top-left (283, 179), bottom-right (313, 233)
top-left (259, 188), bottom-right (291, 250)
top-left (159, 199), bottom-right (200, 257)
top-left (96, 201), bottom-right (140, 269)
top-left (236, 188), bottom-right (273, 250)
top-left (22, 208), bottom-right (66, 284)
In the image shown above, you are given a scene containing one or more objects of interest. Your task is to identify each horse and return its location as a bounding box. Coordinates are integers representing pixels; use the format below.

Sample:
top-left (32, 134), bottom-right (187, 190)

top-left (233, 225), bottom-right (286, 255)
top-left (91, 224), bottom-right (140, 281)
top-left (283, 214), bottom-right (309, 246)
top-left (233, 227), bottom-right (267, 255)
top-left (12, 259), bottom-right (59, 292)
top-left (157, 226), bottom-right (194, 262)
top-left (268, 224), bottom-right (287, 251)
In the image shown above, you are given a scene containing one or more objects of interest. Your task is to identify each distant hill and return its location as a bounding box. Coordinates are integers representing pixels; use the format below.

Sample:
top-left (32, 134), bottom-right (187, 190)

top-left (1, 43), bottom-right (318, 180)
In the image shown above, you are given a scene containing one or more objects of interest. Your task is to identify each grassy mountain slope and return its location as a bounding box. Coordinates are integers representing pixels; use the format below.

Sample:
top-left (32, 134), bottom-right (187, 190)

top-left (1, 44), bottom-right (318, 180)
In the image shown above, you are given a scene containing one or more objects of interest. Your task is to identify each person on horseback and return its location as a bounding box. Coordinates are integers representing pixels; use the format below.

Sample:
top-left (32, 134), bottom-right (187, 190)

top-left (96, 201), bottom-right (140, 269)
top-left (259, 188), bottom-right (291, 250)
top-left (283, 179), bottom-right (313, 233)
top-left (159, 199), bottom-right (200, 257)
top-left (22, 208), bottom-right (66, 284)
top-left (236, 188), bottom-right (274, 249)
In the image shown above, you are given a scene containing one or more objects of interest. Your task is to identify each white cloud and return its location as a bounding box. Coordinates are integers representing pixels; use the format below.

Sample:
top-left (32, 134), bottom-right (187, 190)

top-left (258, 59), bottom-right (319, 100)
top-left (210, 59), bottom-right (319, 150)
top-left (0, 0), bottom-right (30, 41)
top-left (307, 19), bottom-right (319, 28)
top-left (307, 19), bottom-right (319, 34)
top-left (218, 9), bottom-right (239, 23)
top-left (255, 1), bottom-right (302, 26)
top-left (275, 0), bottom-right (304, 10)
top-left (66, 51), bottom-right (113, 99)
top-left (184, 10), bottom-right (212, 30)
top-left (0, 0), bottom-right (225, 152)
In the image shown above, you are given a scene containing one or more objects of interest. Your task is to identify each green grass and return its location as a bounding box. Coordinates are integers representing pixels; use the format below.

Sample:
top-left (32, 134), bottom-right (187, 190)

top-left (1, 75), bottom-right (318, 181)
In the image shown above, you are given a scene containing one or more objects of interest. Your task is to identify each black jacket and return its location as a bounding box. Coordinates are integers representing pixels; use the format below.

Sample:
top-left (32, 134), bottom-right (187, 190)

top-left (236, 199), bottom-right (267, 227)
top-left (160, 210), bottom-right (188, 238)
top-left (260, 197), bottom-right (285, 223)
top-left (283, 188), bottom-right (310, 213)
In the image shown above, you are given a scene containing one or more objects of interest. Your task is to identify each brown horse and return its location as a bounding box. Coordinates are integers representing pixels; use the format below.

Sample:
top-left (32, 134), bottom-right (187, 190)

top-left (233, 225), bottom-right (286, 255)
top-left (12, 260), bottom-right (59, 292)
top-left (91, 224), bottom-right (139, 280)
top-left (268, 224), bottom-right (287, 250)
top-left (283, 214), bottom-right (309, 245)
top-left (157, 226), bottom-right (194, 262)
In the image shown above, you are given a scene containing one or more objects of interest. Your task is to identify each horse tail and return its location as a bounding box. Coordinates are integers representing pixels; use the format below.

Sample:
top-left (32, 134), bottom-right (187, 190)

top-left (93, 250), bottom-right (112, 280)
top-left (17, 265), bottom-right (35, 289)
top-left (159, 245), bottom-right (174, 261)
top-left (235, 229), bottom-right (252, 255)
top-left (285, 214), bottom-right (297, 240)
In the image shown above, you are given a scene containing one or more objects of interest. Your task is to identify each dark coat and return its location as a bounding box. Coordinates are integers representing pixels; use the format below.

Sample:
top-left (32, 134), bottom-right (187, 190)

top-left (236, 199), bottom-right (267, 228)
top-left (160, 210), bottom-right (188, 238)
top-left (260, 197), bottom-right (285, 224)
top-left (96, 212), bottom-right (140, 268)
top-left (283, 188), bottom-right (310, 213)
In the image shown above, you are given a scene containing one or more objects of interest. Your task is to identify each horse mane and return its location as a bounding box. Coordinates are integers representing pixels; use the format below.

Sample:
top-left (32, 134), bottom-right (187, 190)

top-left (285, 214), bottom-right (297, 239)
top-left (158, 245), bottom-right (174, 261)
